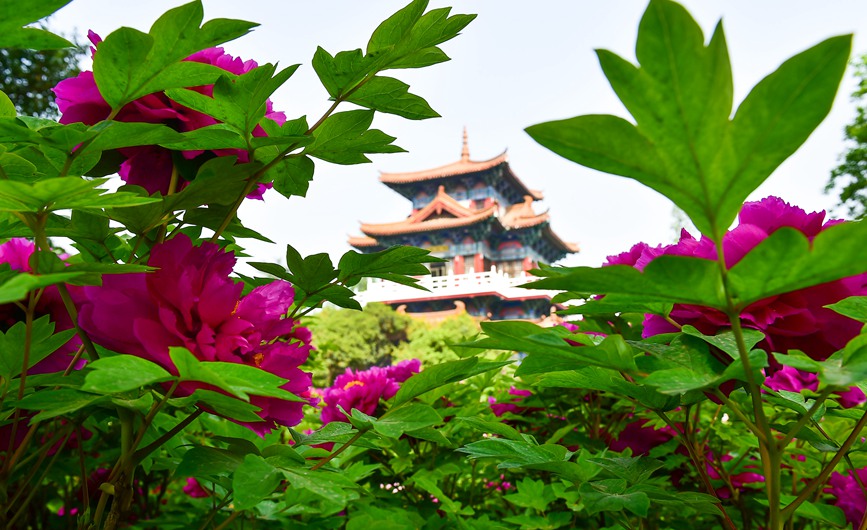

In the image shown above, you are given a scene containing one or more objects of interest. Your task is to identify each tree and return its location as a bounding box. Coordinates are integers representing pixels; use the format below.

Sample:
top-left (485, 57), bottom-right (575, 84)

top-left (826, 54), bottom-right (867, 218)
top-left (0, 27), bottom-right (84, 118)
top-left (306, 303), bottom-right (413, 386)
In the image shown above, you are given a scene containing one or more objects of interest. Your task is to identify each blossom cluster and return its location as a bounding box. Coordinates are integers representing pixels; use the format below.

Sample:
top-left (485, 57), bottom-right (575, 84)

top-left (54, 32), bottom-right (286, 198)
top-left (606, 197), bottom-right (867, 406)
top-left (319, 360), bottom-right (421, 425)
top-left (75, 234), bottom-right (314, 435)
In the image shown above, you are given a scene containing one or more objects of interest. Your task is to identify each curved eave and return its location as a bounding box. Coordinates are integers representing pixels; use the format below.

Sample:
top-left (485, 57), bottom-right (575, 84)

top-left (543, 225), bottom-right (580, 254)
top-left (348, 235), bottom-right (379, 247)
top-left (360, 207), bottom-right (497, 237)
top-left (380, 151), bottom-right (509, 183)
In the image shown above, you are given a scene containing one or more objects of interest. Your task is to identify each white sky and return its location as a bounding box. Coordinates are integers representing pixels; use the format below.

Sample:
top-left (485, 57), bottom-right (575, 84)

top-left (48, 0), bottom-right (867, 268)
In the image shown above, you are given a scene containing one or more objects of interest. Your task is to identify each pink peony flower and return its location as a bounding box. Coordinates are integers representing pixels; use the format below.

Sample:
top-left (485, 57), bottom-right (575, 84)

top-left (607, 197), bottom-right (867, 402)
top-left (182, 478), bottom-right (210, 498)
top-left (319, 360), bottom-right (421, 425)
top-left (489, 386), bottom-right (534, 417)
top-left (0, 238), bottom-right (82, 374)
top-left (77, 234), bottom-right (313, 435)
top-left (385, 359), bottom-right (421, 383)
top-left (765, 366), bottom-right (866, 408)
top-left (608, 419), bottom-right (677, 456)
top-left (825, 467), bottom-right (867, 527)
top-left (54, 33), bottom-right (286, 198)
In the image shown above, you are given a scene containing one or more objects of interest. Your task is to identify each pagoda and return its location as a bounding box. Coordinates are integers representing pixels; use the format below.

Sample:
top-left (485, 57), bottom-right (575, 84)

top-left (350, 130), bottom-right (579, 321)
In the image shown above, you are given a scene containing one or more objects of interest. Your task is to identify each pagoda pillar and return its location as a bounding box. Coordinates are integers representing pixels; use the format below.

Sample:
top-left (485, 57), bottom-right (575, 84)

top-left (522, 256), bottom-right (533, 275)
top-left (454, 255), bottom-right (465, 275)
top-left (473, 253), bottom-right (484, 274)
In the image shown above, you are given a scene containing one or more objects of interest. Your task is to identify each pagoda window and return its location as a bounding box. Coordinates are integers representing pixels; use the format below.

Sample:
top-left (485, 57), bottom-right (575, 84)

top-left (429, 261), bottom-right (449, 277)
top-left (452, 184), bottom-right (468, 200)
top-left (499, 260), bottom-right (524, 278)
top-left (413, 191), bottom-right (431, 209)
top-left (469, 182), bottom-right (489, 201)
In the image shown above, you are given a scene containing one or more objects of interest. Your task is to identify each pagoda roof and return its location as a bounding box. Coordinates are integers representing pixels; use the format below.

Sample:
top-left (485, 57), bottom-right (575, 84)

top-left (359, 186), bottom-right (499, 237)
top-left (378, 129), bottom-right (544, 200)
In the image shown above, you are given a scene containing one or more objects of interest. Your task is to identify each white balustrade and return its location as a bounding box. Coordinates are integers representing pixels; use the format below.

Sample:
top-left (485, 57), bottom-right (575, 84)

top-left (355, 269), bottom-right (561, 306)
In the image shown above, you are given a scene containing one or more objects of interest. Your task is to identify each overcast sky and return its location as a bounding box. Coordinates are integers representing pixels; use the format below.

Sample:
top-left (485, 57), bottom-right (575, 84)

top-left (48, 0), bottom-right (867, 268)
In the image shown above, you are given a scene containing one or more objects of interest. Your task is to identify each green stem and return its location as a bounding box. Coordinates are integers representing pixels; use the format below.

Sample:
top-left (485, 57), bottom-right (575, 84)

top-left (778, 389), bottom-right (831, 450)
top-left (310, 430), bottom-right (366, 471)
top-left (782, 408), bottom-right (867, 519)
top-left (656, 411), bottom-right (738, 530)
top-left (213, 510), bottom-right (241, 530)
top-left (7, 429), bottom-right (72, 528)
top-left (132, 408), bottom-right (204, 464)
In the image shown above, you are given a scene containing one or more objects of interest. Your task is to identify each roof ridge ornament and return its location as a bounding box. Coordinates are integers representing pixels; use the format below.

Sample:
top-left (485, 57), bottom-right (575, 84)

top-left (461, 126), bottom-right (470, 162)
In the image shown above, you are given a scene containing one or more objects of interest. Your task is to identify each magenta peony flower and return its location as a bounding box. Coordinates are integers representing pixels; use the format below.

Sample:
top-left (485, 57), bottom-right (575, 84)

top-left (826, 467), bottom-right (867, 527)
top-left (765, 366), bottom-right (866, 408)
top-left (607, 197), bottom-right (867, 402)
top-left (77, 234), bottom-right (313, 435)
top-left (489, 386), bottom-right (534, 417)
top-left (608, 419), bottom-right (677, 456)
top-left (319, 360), bottom-right (421, 425)
top-left (182, 478), bottom-right (210, 498)
top-left (706, 454), bottom-right (765, 500)
top-left (385, 359), bottom-right (421, 383)
top-left (53, 32), bottom-right (286, 198)
top-left (0, 238), bottom-right (82, 374)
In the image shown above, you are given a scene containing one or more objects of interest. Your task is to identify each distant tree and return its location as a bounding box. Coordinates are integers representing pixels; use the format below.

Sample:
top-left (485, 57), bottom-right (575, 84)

top-left (307, 303), bottom-right (413, 386)
top-left (0, 27), bottom-right (84, 118)
top-left (826, 54), bottom-right (867, 218)
top-left (395, 313), bottom-right (480, 367)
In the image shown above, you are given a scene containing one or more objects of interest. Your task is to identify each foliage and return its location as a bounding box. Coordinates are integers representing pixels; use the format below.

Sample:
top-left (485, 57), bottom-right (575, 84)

top-left (308, 303), bottom-right (413, 386)
top-left (0, 27), bottom-right (84, 118)
top-left (826, 53), bottom-right (867, 218)
top-left (1, 0), bottom-right (866, 529)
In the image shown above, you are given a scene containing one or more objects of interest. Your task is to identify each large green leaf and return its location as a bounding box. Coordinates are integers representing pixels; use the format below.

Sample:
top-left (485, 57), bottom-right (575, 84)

top-left (523, 257), bottom-right (725, 309)
top-left (93, 1), bottom-right (256, 109)
top-left (526, 0), bottom-right (850, 241)
top-left (0, 0), bottom-right (74, 49)
top-left (391, 357), bottom-right (511, 406)
top-left (82, 355), bottom-right (174, 394)
top-left (232, 454), bottom-right (282, 510)
top-left (0, 316), bottom-right (76, 380)
top-left (729, 222), bottom-right (867, 307)
top-left (305, 110), bottom-right (403, 165)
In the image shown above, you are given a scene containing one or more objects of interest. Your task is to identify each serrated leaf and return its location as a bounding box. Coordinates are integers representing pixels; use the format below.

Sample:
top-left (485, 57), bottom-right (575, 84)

top-left (348, 76), bottom-right (439, 120)
top-left (233, 454), bottom-right (282, 510)
top-left (305, 110), bottom-right (403, 165)
top-left (392, 357), bottom-right (511, 406)
top-left (82, 355), bottom-right (174, 394)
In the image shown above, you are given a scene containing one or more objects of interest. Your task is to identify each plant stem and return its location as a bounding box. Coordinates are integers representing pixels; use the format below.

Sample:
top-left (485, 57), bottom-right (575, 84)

top-left (782, 408), bottom-right (867, 519)
top-left (213, 510), bottom-right (241, 530)
top-left (7, 429), bottom-right (71, 528)
top-left (310, 430), bottom-right (365, 471)
top-left (778, 390), bottom-right (831, 449)
top-left (132, 408), bottom-right (204, 463)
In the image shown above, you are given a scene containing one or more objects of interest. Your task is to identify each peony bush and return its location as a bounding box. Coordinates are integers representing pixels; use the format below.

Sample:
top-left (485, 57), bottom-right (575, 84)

top-left (2, 0), bottom-right (867, 529)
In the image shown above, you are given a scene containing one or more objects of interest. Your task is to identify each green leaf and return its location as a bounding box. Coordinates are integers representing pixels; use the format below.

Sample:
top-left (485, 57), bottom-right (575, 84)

top-left (0, 0), bottom-right (74, 49)
top-left (233, 454), bottom-right (282, 510)
top-left (186, 389), bottom-right (263, 422)
top-left (523, 257), bottom-right (725, 309)
top-left (374, 403), bottom-right (441, 438)
top-left (0, 270), bottom-right (83, 304)
top-left (269, 155), bottom-right (315, 199)
top-left (93, 1), bottom-right (256, 109)
top-left (0, 92), bottom-right (16, 118)
top-left (82, 121), bottom-right (182, 153)
top-left (681, 325), bottom-right (764, 360)
top-left (826, 296), bottom-right (867, 322)
top-left (391, 357), bottom-right (511, 406)
top-left (0, 316), bottom-right (76, 380)
top-left (469, 321), bottom-right (637, 373)
top-left (347, 76), bottom-right (439, 120)
top-left (17, 389), bottom-right (105, 421)
top-left (206, 362), bottom-right (306, 402)
top-left (579, 481), bottom-right (650, 517)
top-left (729, 223), bottom-right (867, 307)
top-left (0, 178), bottom-right (159, 212)
top-left (82, 355), bottom-right (174, 394)
top-left (305, 110), bottom-right (403, 165)
top-left (338, 245), bottom-right (442, 288)
top-left (176, 445), bottom-right (243, 477)
top-left (527, 0), bottom-right (850, 241)
top-left (456, 416), bottom-right (527, 442)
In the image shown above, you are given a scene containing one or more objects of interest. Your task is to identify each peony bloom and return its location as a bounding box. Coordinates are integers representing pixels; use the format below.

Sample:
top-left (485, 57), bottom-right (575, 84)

top-left (488, 386), bottom-right (534, 417)
top-left (182, 478), bottom-right (210, 498)
top-left (0, 238), bottom-right (81, 374)
top-left (608, 419), bottom-right (677, 456)
top-left (607, 197), bottom-right (867, 402)
top-left (54, 32), bottom-right (286, 198)
top-left (765, 366), bottom-right (866, 408)
top-left (826, 467), bottom-right (867, 527)
top-left (319, 360), bottom-right (421, 425)
top-left (77, 235), bottom-right (313, 435)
